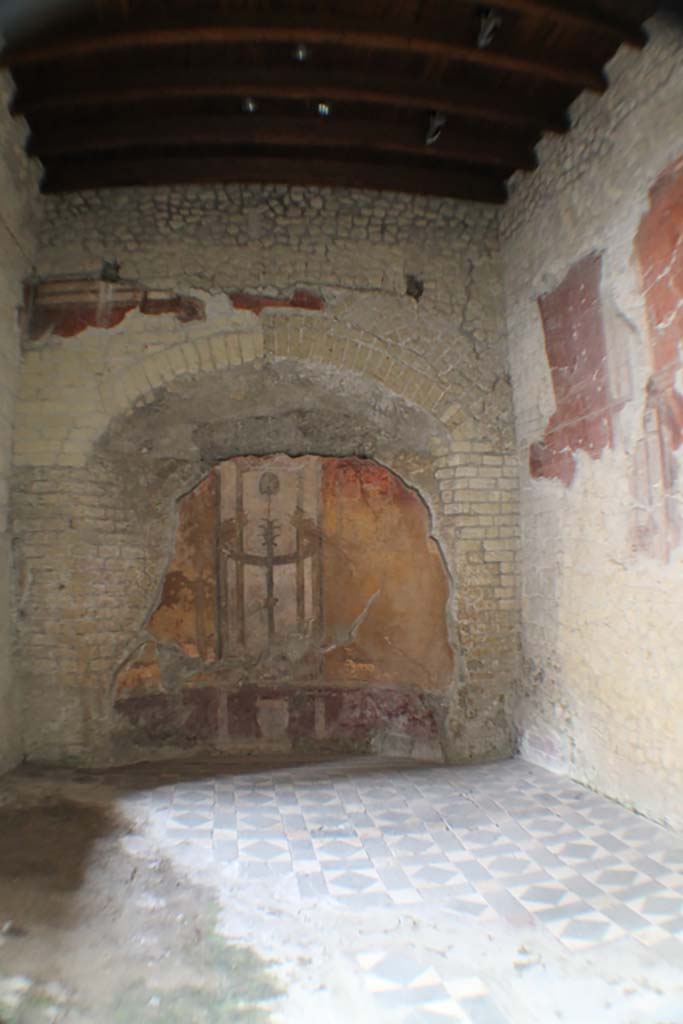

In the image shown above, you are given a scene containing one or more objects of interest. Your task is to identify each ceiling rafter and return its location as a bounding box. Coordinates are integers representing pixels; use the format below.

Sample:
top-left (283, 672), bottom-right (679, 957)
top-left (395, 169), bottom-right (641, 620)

top-left (28, 113), bottom-right (538, 170)
top-left (41, 155), bottom-right (509, 202)
top-left (1, 20), bottom-right (607, 92)
top-left (13, 68), bottom-right (568, 134)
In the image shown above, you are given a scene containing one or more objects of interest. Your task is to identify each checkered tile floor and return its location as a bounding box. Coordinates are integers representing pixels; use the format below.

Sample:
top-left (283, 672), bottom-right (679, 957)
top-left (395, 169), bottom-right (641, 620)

top-left (119, 756), bottom-right (683, 1023)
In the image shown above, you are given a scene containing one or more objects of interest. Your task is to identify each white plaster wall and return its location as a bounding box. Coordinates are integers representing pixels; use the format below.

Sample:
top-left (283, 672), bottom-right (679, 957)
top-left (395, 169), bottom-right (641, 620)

top-left (501, 15), bottom-right (683, 830)
top-left (0, 72), bottom-right (39, 771)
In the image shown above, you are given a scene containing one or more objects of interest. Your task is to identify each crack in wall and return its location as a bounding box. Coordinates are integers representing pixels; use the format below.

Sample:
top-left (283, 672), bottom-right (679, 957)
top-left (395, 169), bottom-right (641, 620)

top-left (321, 589), bottom-right (381, 655)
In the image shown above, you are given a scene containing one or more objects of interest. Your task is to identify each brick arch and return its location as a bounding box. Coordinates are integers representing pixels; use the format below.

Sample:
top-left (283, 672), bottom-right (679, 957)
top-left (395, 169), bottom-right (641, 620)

top-left (103, 322), bottom-right (455, 423)
top-left (15, 310), bottom-right (466, 471)
top-left (93, 317), bottom-right (461, 449)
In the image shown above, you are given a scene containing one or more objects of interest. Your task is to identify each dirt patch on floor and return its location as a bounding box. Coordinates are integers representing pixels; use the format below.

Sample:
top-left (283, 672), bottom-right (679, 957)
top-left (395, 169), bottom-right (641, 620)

top-left (0, 793), bottom-right (279, 1023)
top-left (0, 799), bottom-right (120, 891)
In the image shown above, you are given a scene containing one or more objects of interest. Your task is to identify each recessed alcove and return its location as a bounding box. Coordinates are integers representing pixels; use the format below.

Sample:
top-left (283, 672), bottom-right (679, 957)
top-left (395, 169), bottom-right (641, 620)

top-left (78, 359), bottom-right (484, 765)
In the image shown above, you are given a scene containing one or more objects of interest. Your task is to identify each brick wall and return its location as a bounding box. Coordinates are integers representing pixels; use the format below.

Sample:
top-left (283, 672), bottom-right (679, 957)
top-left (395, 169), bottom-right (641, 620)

top-left (13, 185), bottom-right (520, 765)
top-left (434, 446), bottom-right (519, 759)
top-left (0, 73), bottom-right (39, 772)
top-left (501, 14), bottom-right (683, 830)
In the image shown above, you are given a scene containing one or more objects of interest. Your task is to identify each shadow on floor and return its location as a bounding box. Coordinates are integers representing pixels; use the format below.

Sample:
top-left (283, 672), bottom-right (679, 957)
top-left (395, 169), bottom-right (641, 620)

top-left (0, 779), bottom-right (281, 1023)
top-left (0, 799), bottom-right (120, 894)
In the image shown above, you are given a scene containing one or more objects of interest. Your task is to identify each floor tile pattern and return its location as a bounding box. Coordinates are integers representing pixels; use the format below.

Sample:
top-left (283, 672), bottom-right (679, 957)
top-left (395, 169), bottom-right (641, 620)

top-left (121, 757), bottom-right (683, 1022)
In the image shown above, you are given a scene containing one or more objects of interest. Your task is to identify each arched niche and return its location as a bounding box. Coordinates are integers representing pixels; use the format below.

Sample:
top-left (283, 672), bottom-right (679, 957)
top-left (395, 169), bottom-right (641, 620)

top-left (88, 358), bottom-right (462, 762)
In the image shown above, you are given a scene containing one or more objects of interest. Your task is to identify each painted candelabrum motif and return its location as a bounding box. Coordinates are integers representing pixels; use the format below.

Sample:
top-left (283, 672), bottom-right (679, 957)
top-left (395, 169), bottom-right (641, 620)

top-left (217, 459), bottom-right (323, 666)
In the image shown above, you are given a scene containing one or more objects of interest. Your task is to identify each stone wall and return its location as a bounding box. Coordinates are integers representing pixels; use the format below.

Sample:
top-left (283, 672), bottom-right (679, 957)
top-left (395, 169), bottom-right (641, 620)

top-left (501, 14), bottom-right (683, 830)
top-left (0, 73), bottom-right (39, 772)
top-left (13, 184), bottom-right (520, 765)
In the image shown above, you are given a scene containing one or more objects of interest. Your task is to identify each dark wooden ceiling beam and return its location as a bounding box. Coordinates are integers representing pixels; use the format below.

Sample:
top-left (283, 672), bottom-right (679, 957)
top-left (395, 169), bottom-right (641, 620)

top-left (12, 69), bottom-right (569, 134)
top-left (1, 20), bottom-right (606, 92)
top-left (450, 0), bottom-right (647, 48)
top-left (28, 114), bottom-right (537, 170)
top-left (40, 155), bottom-right (508, 203)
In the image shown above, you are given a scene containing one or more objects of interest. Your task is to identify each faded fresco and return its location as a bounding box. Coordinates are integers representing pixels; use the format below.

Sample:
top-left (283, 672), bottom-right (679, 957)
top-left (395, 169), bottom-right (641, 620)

top-left (633, 157), bottom-right (683, 559)
top-left (24, 275), bottom-right (205, 341)
top-left (529, 253), bottom-right (621, 487)
top-left (114, 455), bottom-right (453, 753)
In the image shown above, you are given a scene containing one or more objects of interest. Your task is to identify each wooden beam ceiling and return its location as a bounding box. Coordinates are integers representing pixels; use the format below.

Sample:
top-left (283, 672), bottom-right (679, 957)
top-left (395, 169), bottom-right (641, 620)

top-left (2, 0), bottom-right (658, 201)
top-left (2, 20), bottom-right (607, 92)
top-left (28, 114), bottom-right (538, 170)
top-left (13, 69), bottom-right (569, 134)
